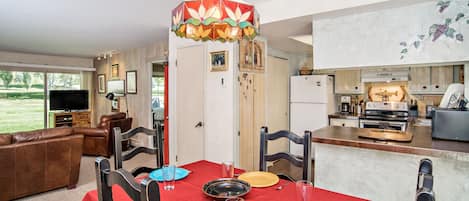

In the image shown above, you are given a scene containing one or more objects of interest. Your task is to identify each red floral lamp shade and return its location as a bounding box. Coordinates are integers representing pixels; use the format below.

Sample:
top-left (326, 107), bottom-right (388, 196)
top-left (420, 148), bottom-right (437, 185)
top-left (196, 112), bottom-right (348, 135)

top-left (172, 0), bottom-right (259, 42)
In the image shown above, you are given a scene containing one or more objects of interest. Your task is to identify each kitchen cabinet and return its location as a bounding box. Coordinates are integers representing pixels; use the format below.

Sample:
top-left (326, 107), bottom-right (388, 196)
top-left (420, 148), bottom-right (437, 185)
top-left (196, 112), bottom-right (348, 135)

top-left (431, 66), bottom-right (453, 94)
top-left (409, 66), bottom-right (453, 94)
top-left (329, 118), bottom-right (359, 128)
top-left (335, 70), bottom-right (363, 94)
top-left (408, 67), bottom-right (431, 94)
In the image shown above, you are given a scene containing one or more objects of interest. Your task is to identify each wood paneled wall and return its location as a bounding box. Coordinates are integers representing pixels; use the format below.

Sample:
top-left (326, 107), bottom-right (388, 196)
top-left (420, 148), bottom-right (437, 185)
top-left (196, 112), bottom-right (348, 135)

top-left (93, 41), bottom-right (168, 146)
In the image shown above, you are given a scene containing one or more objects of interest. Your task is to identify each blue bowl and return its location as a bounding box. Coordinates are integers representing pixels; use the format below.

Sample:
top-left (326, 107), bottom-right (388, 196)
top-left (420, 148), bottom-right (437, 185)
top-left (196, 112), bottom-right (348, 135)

top-left (149, 168), bottom-right (190, 181)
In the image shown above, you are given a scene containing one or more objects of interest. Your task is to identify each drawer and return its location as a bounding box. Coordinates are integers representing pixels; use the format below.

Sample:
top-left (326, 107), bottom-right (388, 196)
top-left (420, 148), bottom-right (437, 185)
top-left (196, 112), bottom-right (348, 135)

top-left (330, 118), bottom-right (359, 128)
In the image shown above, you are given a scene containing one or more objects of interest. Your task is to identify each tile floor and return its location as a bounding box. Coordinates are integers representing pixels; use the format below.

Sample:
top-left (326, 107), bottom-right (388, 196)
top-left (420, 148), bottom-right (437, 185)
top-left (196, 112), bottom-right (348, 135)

top-left (16, 154), bottom-right (156, 201)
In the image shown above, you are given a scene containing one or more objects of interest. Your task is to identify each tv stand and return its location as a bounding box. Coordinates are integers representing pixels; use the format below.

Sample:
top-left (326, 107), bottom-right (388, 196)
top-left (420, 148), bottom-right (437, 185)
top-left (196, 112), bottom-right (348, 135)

top-left (49, 111), bottom-right (91, 128)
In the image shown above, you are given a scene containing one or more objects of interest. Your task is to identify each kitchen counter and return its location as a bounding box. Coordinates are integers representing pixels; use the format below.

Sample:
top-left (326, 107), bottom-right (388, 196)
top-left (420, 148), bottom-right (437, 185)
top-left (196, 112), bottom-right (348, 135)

top-left (312, 126), bottom-right (469, 159)
top-left (328, 113), bottom-right (362, 120)
top-left (312, 126), bottom-right (469, 201)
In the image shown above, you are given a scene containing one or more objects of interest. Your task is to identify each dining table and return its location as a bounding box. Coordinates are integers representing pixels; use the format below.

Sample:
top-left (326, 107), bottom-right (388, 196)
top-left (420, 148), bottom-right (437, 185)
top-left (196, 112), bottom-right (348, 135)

top-left (82, 160), bottom-right (368, 201)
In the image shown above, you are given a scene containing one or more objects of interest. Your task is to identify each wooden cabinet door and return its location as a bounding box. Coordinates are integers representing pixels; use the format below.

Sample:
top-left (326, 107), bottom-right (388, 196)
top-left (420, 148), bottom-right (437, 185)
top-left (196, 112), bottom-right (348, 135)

top-left (409, 67), bottom-right (431, 94)
top-left (335, 70), bottom-right (362, 94)
top-left (239, 73), bottom-right (265, 171)
top-left (431, 66), bottom-right (453, 94)
top-left (239, 73), bottom-right (255, 171)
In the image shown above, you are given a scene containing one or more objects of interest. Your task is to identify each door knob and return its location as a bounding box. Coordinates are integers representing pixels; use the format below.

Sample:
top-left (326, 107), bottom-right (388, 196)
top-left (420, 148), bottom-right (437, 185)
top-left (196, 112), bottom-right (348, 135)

top-left (195, 121), bottom-right (203, 128)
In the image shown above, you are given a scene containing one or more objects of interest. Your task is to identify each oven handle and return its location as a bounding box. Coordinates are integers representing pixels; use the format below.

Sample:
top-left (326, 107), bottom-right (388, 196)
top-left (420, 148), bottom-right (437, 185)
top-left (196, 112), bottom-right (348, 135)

top-left (360, 120), bottom-right (407, 126)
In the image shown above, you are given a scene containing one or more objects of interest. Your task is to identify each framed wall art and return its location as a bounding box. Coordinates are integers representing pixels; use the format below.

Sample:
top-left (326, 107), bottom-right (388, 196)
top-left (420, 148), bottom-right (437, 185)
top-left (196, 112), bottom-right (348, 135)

top-left (210, 51), bottom-right (228, 72)
top-left (126, 70), bottom-right (137, 94)
top-left (239, 39), bottom-right (265, 72)
top-left (111, 98), bottom-right (120, 112)
top-left (97, 74), bottom-right (106, 94)
top-left (111, 64), bottom-right (120, 79)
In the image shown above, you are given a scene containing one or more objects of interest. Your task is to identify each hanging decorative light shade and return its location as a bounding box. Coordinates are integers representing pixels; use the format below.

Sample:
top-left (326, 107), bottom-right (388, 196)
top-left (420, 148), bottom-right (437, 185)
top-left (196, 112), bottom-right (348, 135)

top-left (172, 0), bottom-right (259, 42)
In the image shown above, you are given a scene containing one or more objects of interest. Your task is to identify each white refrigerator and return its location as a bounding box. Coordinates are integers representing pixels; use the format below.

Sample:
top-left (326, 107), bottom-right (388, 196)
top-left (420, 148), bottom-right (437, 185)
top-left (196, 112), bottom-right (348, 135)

top-left (290, 75), bottom-right (335, 157)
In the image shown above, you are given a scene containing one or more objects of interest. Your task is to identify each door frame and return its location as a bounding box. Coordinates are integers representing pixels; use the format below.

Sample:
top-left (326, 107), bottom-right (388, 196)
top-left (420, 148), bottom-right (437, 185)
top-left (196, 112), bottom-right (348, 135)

top-left (150, 59), bottom-right (169, 164)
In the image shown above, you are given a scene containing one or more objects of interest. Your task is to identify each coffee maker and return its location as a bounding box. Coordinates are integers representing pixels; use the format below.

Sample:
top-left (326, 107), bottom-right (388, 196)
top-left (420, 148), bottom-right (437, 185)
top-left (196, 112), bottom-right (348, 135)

top-left (340, 96), bottom-right (351, 114)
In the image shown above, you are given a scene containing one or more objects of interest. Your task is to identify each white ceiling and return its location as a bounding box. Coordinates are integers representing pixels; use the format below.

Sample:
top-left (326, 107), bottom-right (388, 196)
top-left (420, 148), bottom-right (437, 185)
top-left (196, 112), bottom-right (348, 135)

top-left (0, 0), bottom-right (273, 58)
top-left (0, 0), bottom-right (179, 58)
top-left (260, 15), bottom-right (313, 55)
top-left (0, 0), bottom-right (415, 58)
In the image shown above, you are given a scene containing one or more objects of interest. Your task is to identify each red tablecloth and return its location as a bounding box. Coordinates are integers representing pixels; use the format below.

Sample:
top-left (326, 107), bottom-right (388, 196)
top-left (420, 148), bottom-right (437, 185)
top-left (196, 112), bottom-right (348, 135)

top-left (82, 160), bottom-right (367, 201)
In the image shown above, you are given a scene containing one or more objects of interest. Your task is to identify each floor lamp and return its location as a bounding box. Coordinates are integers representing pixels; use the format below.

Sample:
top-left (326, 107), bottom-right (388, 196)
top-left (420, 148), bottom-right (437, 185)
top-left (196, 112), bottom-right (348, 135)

top-left (105, 92), bottom-right (129, 117)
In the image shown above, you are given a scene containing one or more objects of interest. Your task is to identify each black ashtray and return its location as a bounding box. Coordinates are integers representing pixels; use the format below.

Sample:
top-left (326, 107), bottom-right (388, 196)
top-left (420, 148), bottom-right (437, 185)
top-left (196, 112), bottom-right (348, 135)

top-left (202, 178), bottom-right (251, 200)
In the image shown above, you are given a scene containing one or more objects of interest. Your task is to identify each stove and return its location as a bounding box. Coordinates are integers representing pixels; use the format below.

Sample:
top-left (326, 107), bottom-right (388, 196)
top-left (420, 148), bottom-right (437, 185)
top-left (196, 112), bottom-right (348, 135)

top-left (359, 102), bottom-right (409, 132)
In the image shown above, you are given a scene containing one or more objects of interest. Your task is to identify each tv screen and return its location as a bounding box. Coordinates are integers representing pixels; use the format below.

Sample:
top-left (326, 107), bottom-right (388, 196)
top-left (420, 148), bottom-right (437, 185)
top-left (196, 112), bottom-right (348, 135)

top-left (49, 90), bottom-right (89, 111)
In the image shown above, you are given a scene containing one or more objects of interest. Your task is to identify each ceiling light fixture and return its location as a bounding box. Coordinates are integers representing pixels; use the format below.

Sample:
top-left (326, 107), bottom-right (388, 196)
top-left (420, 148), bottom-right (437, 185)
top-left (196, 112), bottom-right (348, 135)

top-left (171, 0), bottom-right (260, 42)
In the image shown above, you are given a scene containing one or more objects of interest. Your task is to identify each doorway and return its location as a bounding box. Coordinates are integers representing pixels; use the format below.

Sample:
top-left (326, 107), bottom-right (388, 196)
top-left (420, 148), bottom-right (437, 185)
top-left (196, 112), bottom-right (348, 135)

top-left (176, 45), bottom-right (205, 165)
top-left (152, 62), bottom-right (169, 164)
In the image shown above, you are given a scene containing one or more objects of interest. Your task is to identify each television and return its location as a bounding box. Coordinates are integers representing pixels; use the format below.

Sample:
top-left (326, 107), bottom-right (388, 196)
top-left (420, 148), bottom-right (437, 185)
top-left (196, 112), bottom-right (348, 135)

top-left (49, 90), bottom-right (89, 111)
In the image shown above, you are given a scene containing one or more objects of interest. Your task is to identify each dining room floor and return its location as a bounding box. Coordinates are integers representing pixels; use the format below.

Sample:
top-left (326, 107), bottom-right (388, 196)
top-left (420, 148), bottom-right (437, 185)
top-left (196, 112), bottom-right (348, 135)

top-left (16, 154), bottom-right (157, 201)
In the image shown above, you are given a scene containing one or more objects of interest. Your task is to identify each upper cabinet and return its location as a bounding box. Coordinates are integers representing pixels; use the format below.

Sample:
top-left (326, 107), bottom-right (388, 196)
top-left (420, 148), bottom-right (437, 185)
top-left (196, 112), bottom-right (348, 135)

top-left (335, 70), bottom-right (363, 94)
top-left (430, 66), bottom-right (453, 94)
top-left (409, 66), bottom-right (454, 94)
top-left (408, 67), bottom-right (431, 94)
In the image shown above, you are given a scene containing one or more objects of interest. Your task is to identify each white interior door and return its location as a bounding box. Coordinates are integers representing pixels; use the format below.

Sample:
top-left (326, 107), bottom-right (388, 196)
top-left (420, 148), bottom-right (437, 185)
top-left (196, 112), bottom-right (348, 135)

top-left (176, 45), bottom-right (205, 165)
top-left (266, 56), bottom-right (289, 154)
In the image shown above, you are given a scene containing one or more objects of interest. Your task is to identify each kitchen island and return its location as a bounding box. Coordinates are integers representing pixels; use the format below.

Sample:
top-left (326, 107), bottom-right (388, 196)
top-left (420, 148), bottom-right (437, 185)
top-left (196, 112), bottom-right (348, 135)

top-left (312, 126), bottom-right (469, 201)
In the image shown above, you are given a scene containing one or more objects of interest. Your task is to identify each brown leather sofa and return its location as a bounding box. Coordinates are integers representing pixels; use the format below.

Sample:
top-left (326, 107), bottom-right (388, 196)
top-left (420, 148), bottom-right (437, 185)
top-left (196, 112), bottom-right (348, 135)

top-left (82, 112), bottom-right (132, 157)
top-left (0, 127), bottom-right (85, 201)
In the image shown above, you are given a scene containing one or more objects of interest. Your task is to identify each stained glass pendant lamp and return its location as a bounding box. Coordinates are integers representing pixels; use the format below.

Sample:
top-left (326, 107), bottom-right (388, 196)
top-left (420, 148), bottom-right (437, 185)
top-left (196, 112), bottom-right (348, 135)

top-left (171, 0), bottom-right (259, 42)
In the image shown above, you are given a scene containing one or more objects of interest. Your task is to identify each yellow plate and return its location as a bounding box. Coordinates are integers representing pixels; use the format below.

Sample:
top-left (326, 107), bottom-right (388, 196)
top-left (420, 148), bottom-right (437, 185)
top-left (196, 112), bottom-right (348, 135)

top-left (238, 171), bottom-right (279, 188)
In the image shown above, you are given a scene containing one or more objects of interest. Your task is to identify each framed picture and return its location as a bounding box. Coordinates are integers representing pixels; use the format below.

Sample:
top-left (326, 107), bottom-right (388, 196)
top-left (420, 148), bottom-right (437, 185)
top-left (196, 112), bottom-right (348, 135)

top-left (210, 51), bottom-right (228, 72)
top-left (97, 74), bottom-right (106, 94)
top-left (111, 64), bottom-right (120, 79)
top-left (107, 80), bottom-right (125, 97)
top-left (111, 98), bottom-right (120, 112)
top-left (239, 39), bottom-right (265, 72)
top-left (126, 70), bottom-right (137, 94)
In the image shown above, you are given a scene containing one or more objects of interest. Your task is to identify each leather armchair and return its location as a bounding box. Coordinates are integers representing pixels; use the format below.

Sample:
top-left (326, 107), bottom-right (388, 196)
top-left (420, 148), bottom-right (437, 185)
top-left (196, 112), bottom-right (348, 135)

top-left (81, 112), bottom-right (132, 157)
top-left (0, 127), bottom-right (83, 201)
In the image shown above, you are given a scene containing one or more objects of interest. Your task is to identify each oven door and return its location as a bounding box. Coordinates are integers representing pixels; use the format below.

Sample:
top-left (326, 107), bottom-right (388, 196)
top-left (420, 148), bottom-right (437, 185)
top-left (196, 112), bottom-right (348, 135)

top-left (359, 119), bottom-right (407, 132)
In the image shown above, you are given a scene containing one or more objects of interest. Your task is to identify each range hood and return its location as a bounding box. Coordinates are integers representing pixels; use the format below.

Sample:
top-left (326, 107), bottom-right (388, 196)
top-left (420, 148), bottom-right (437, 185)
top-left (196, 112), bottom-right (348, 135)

top-left (361, 68), bottom-right (409, 83)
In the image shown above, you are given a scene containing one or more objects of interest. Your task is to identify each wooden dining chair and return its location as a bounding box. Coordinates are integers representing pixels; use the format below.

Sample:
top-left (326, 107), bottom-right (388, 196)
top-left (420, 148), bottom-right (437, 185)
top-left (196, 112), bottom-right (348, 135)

top-left (95, 157), bottom-right (160, 201)
top-left (113, 125), bottom-right (164, 177)
top-left (259, 126), bottom-right (312, 181)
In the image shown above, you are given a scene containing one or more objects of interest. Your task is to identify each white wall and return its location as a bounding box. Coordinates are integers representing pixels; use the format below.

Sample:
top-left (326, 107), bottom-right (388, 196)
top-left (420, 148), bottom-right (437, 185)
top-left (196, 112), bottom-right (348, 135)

top-left (267, 47), bottom-right (312, 75)
top-left (168, 33), bottom-right (236, 164)
top-left (313, 0), bottom-right (469, 69)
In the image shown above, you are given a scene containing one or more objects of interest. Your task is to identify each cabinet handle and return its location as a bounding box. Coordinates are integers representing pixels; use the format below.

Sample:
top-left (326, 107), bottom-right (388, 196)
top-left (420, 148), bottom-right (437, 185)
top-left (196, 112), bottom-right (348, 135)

top-left (342, 123), bottom-right (346, 127)
top-left (422, 86), bottom-right (427, 89)
top-left (354, 86), bottom-right (359, 90)
top-left (435, 85), bottom-right (440, 89)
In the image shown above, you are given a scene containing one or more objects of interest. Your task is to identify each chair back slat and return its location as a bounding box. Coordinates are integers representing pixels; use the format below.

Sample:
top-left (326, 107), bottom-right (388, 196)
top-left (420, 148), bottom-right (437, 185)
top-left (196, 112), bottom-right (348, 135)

top-left (113, 126), bottom-right (164, 176)
top-left (95, 157), bottom-right (160, 201)
top-left (122, 147), bottom-right (158, 161)
top-left (264, 152), bottom-right (304, 167)
top-left (259, 126), bottom-right (312, 181)
top-left (265, 130), bottom-right (304, 144)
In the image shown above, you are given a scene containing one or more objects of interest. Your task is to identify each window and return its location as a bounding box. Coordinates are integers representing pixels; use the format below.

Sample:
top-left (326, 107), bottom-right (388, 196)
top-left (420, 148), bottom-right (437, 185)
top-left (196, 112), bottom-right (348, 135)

top-left (152, 76), bottom-right (165, 110)
top-left (0, 70), bottom-right (83, 133)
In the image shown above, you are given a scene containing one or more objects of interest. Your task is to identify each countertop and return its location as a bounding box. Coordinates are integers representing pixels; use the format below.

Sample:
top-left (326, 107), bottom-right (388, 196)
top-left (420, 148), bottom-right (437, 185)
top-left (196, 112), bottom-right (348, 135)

top-left (311, 126), bottom-right (469, 159)
top-left (328, 113), bottom-right (363, 120)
